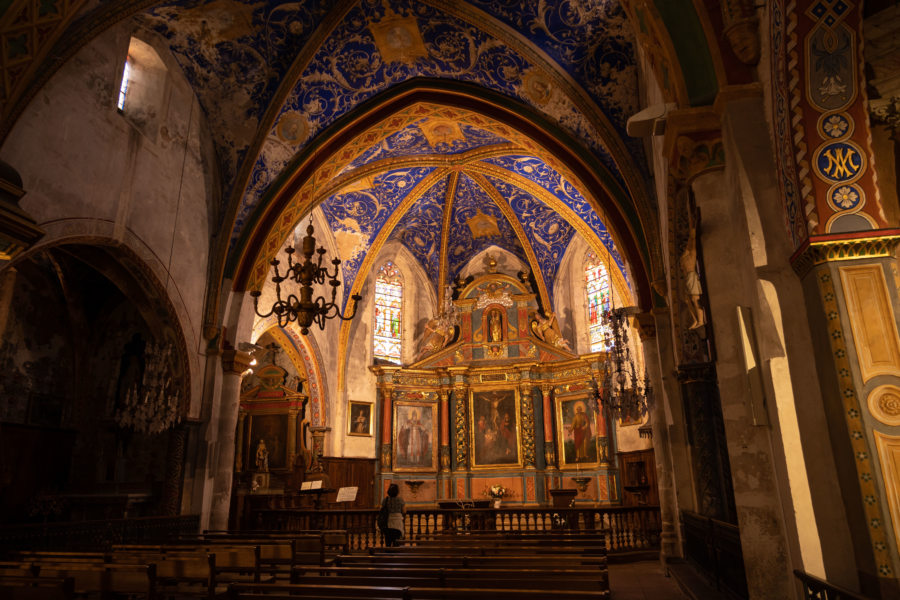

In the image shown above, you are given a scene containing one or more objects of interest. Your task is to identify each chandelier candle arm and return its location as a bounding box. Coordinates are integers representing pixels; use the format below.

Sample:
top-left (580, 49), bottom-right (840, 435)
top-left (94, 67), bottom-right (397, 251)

top-left (251, 220), bottom-right (363, 334)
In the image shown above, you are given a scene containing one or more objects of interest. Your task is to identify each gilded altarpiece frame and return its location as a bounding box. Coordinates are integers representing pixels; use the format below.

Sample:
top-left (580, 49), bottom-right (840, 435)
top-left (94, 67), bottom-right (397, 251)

top-left (392, 400), bottom-right (438, 473)
top-left (469, 387), bottom-right (523, 469)
top-left (555, 393), bottom-right (601, 469)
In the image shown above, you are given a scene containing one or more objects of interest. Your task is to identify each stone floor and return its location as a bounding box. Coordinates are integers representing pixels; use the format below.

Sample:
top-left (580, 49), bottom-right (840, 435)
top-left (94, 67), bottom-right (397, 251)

top-left (608, 560), bottom-right (689, 600)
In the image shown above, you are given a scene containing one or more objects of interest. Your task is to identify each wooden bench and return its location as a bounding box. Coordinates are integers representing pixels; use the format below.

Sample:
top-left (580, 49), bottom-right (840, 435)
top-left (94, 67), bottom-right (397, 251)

top-left (334, 553), bottom-right (607, 570)
top-left (227, 582), bottom-right (609, 599)
top-left (291, 564), bottom-right (607, 585)
top-left (0, 575), bottom-right (74, 600)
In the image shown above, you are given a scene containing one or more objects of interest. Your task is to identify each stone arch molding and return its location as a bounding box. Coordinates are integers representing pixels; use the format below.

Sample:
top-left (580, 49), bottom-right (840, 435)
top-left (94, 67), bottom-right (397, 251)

top-left (6, 229), bottom-right (198, 417)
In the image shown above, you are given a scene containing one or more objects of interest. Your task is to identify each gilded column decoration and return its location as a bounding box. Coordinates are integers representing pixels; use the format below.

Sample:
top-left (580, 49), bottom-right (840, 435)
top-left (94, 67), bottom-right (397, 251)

top-left (520, 381), bottom-right (536, 468)
top-left (439, 389), bottom-right (451, 471)
top-left (541, 384), bottom-right (556, 467)
top-left (453, 384), bottom-right (468, 469)
top-left (380, 383), bottom-right (393, 470)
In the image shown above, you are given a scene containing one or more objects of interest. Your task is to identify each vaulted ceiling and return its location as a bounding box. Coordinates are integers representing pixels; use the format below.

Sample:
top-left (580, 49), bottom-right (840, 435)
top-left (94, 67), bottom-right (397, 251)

top-left (2, 0), bottom-right (666, 311)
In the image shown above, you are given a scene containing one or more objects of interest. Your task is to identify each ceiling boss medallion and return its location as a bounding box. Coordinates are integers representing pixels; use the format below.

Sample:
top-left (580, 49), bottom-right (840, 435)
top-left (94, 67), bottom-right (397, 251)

top-left (467, 209), bottom-right (501, 238)
top-left (369, 8), bottom-right (428, 64)
top-left (420, 119), bottom-right (465, 147)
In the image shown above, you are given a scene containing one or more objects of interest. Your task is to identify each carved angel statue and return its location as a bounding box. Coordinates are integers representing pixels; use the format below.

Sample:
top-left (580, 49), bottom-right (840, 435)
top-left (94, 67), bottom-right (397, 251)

top-left (530, 310), bottom-right (572, 351)
top-left (417, 286), bottom-right (460, 359)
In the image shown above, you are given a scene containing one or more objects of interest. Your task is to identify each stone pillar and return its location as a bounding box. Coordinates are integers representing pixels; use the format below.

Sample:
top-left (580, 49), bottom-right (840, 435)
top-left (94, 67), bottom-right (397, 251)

top-left (795, 248), bottom-right (900, 595)
top-left (208, 348), bottom-right (251, 531)
top-left (234, 412), bottom-right (246, 472)
top-left (637, 311), bottom-right (681, 562)
top-left (438, 388), bottom-right (451, 473)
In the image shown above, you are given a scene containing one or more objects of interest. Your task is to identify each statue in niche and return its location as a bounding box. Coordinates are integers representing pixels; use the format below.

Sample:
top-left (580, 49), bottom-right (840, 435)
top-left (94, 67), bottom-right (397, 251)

top-left (489, 309), bottom-right (503, 342)
top-left (680, 209), bottom-right (706, 330)
top-left (255, 438), bottom-right (269, 472)
top-left (530, 310), bottom-right (572, 351)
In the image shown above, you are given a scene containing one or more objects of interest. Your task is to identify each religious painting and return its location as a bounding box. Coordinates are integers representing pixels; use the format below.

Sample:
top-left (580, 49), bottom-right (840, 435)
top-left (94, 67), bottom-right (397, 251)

top-left (347, 401), bottom-right (373, 437)
top-left (469, 388), bottom-right (522, 469)
top-left (392, 401), bottom-right (437, 472)
top-left (555, 396), bottom-right (600, 468)
top-left (248, 413), bottom-right (289, 471)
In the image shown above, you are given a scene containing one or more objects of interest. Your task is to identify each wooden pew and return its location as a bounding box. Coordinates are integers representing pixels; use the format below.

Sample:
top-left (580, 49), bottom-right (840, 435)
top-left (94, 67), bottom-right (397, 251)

top-left (32, 563), bottom-right (157, 599)
top-left (333, 553), bottom-right (607, 570)
top-left (0, 575), bottom-right (74, 600)
top-left (291, 564), bottom-right (608, 586)
top-left (227, 582), bottom-right (610, 599)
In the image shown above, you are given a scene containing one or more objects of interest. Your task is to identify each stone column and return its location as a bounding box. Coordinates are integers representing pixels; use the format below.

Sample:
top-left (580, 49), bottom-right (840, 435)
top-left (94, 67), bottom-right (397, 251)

top-left (637, 311), bottom-right (680, 562)
top-left (208, 348), bottom-right (251, 531)
top-left (438, 388), bottom-right (451, 472)
top-left (234, 412), bottom-right (246, 472)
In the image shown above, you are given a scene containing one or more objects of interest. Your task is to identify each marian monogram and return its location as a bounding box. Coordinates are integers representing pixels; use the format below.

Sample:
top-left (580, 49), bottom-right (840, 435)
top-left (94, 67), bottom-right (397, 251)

top-left (814, 141), bottom-right (865, 183)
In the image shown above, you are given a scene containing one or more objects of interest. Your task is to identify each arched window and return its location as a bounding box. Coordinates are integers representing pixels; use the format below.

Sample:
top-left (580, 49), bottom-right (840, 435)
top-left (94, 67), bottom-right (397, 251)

top-left (374, 262), bottom-right (403, 363)
top-left (585, 252), bottom-right (612, 352)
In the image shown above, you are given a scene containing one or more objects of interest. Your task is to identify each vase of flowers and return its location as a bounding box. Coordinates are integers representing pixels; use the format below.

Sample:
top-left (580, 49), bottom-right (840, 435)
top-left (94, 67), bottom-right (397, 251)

top-left (485, 484), bottom-right (508, 508)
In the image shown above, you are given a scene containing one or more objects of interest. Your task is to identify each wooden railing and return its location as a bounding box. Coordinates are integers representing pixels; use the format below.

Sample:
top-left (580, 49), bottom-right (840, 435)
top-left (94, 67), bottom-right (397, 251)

top-left (254, 505), bottom-right (661, 553)
top-left (681, 510), bottom-right (747, 599)
top-left (794, 570), bottom-right (875, 600)
top-left (0, 514), bottom-right (200, 556)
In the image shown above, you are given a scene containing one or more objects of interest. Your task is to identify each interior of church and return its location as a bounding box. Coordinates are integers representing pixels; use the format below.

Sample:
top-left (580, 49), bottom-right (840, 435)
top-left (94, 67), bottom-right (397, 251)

top-left (1, 0), bottom-right (900, 598)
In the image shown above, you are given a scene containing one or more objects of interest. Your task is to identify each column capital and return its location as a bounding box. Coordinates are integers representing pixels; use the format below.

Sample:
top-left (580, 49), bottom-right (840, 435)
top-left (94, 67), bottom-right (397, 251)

top-left (635, 311), bottom-right (657, 341)
top-left (663, 107), bottom-right (724, 188)
top-left (221, 349), bottom-right (252, 374)
top-left (790, 230), bottom-right (900, 278)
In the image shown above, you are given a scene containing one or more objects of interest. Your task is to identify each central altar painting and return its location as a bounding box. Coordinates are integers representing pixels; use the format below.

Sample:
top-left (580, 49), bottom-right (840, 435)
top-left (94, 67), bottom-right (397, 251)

top-left (469, 388), bottom-right (522, 468)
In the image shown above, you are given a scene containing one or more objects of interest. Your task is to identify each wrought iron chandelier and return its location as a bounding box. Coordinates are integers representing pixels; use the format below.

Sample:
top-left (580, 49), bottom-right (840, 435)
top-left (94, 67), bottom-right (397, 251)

top-left (599, 302), bottom-right (653, 423)
top-left (250, 217), bottom-right (362, 334)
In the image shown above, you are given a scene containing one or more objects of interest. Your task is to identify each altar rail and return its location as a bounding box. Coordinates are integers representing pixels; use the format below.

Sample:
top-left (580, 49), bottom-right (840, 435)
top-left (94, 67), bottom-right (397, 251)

top-left (794, 570), bottom-right (875, 600)
top-left (0, 514), bottom-right (199, 556)
top-left (254, 505), bottom-right (661, 553)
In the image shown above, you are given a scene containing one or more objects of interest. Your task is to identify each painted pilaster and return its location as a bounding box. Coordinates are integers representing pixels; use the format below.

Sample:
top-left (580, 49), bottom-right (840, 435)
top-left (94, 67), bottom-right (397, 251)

top-left (208, 348), bottom-right (251, 531)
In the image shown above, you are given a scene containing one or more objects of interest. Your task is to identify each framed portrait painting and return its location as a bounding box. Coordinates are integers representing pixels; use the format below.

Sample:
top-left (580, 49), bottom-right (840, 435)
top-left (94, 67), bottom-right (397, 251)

top-left (469, 388), bottom-right (522, 469)
top-left (347, 401), bottom-right (373, 436)
top-left (555, 396), bottom-right (600, 468)
top-left (392, 401), bottom-right (438, 472)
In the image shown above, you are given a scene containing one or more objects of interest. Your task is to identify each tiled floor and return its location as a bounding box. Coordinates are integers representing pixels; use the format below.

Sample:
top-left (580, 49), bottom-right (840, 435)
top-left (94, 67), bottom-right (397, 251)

top-left (608, 560), bottom-right (689, 600)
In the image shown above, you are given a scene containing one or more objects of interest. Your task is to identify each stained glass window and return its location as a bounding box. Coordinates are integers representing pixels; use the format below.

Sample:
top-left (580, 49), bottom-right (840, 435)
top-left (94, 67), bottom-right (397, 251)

top-left (117, 56), bottom-right (132, 111)
top-left (374, 262), bottom-right (402, 363)
top-left (585, 252), bottom-right (612, 352)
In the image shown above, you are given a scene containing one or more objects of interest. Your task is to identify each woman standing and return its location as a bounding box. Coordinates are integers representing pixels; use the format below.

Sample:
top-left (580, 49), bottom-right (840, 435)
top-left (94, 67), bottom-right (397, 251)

top-left (382, 483), bottom-right (405, 547)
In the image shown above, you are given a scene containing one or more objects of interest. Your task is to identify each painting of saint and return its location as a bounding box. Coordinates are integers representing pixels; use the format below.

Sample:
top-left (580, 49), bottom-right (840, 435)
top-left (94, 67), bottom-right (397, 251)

top-left (470, 389), bottom-right (521, 468)
top-left (347, 401), bottom-right (372, 437)
top-left (393, 401), bottom-right (437, 471)
top-left (556, 397), bottom-right (600, 467)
